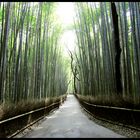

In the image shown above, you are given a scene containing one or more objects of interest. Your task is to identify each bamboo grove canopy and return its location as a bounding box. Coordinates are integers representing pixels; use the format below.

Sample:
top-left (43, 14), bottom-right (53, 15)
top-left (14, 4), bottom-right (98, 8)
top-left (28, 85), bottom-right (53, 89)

top-left (0, 2), bottom-right (68, 105)
top-left (73, 2), bottom-right (140, 105)
top-left (0, 2), bottom-right (140, 109)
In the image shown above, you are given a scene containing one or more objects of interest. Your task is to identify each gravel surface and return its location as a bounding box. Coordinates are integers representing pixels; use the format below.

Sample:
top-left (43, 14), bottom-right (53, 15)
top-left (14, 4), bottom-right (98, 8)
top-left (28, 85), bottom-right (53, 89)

top-left (80, 103), bottom-right (140, 138)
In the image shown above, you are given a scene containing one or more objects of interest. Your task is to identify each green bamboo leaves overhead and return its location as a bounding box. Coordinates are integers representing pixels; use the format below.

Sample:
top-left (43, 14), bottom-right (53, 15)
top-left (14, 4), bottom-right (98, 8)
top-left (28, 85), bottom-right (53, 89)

top-left (0, 2), bottom-right (68, 105)
top-left (74, 2), bottom-right (140, 105)
top-left (0, 2), bottom-right (140, 109)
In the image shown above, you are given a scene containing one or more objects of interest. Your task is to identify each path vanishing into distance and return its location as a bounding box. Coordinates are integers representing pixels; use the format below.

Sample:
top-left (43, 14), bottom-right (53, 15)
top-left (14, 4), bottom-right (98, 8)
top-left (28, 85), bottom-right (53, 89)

top-left (20, 94), bottom-right (125, 138)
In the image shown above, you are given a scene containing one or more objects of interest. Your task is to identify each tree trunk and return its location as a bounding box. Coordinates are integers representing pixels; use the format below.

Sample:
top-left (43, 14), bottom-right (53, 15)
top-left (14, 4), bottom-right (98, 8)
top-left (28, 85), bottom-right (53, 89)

top-left (111, 2), bottom-right (123, 95)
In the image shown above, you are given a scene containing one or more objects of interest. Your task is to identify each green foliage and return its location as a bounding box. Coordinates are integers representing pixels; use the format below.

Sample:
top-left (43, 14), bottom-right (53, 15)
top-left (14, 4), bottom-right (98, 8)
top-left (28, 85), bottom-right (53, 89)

top-left (0, 2), bottom-right (68, 107)
top-left (73, 2), bottom-right (140, 106)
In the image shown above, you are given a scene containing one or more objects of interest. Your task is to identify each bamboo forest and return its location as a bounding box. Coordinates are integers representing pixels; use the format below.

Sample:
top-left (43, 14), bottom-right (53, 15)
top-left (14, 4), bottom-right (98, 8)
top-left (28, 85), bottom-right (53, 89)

top-left (0, 2), bottom-right (140, 138)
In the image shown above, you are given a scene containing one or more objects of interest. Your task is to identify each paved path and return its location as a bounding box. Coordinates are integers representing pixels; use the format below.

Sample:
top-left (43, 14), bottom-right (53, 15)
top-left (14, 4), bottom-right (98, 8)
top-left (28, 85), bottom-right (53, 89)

top-left (22, 94), bottom-right (125, 138)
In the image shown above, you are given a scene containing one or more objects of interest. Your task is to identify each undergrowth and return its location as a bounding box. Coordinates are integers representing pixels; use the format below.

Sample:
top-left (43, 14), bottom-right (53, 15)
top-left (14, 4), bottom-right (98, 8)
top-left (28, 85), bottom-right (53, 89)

top-left (0, 94), bottom-right (67, 121)
top-left (76, 94), bottom-right (140, 110)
